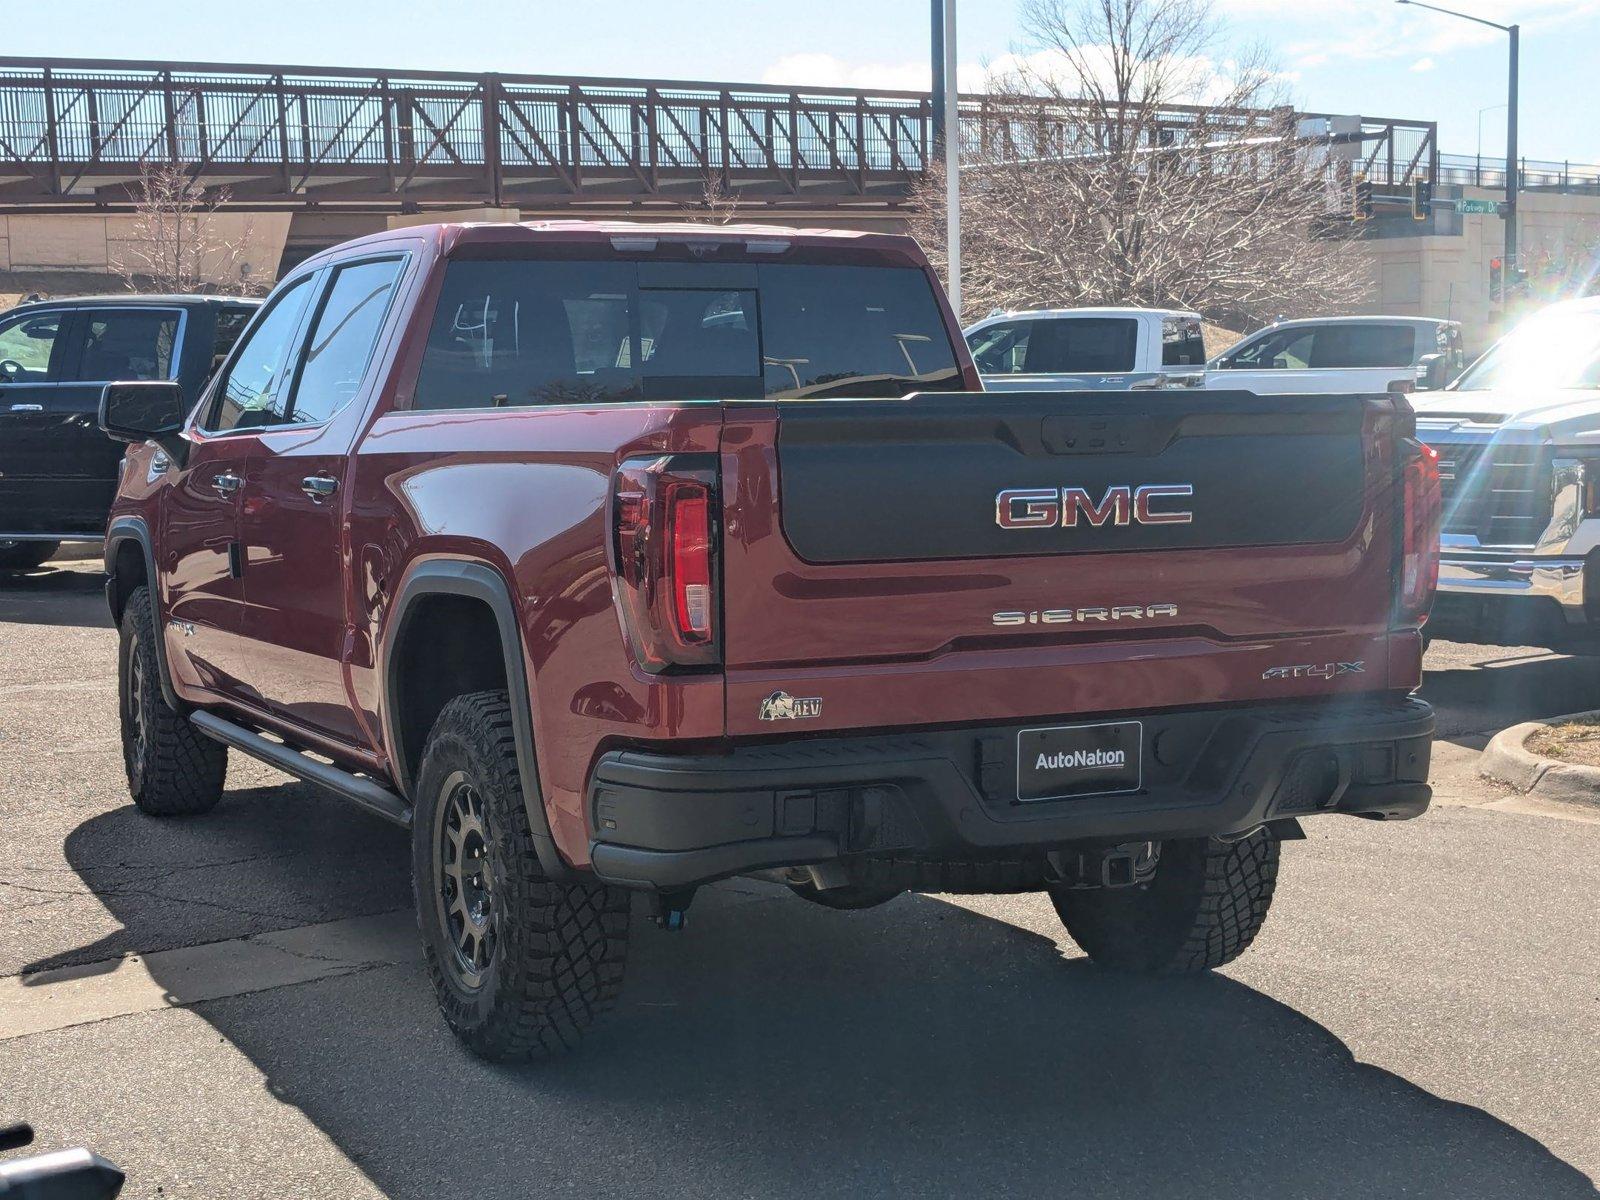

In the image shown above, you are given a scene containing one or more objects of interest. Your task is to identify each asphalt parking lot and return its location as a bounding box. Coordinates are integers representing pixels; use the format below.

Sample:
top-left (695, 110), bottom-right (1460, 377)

top-left (2, 556), bottom-right (1597, 1199)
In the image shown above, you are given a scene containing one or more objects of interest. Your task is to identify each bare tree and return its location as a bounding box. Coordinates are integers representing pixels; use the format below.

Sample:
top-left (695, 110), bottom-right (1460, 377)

top-left (111, 160), bottom-right (266, 295)
top-left (909, 0), bottom-right (1373, 328)
top-left (681, 172), bottom-right (744, 225)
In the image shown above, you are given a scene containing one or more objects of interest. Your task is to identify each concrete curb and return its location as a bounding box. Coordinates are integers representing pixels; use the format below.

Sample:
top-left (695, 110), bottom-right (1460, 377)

top-left (1480, 713), bottom-right (1600, 813)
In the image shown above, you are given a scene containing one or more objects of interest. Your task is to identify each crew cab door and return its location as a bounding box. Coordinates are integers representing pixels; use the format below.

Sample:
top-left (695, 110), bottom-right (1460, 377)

top-left (0, 306), bottom-right (76, 534)
top-left (163, 276), bottom-right (317, 704)
top-left (59, 306), bottom-right (187, 533)
top-left (236, 254), bottom-right (407, 748)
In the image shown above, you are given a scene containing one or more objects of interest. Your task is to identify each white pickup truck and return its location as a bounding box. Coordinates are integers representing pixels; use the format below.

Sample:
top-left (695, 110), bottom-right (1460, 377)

top-left (1416, 297), bottom-right (1600, 653)
top-left (964, 307), bottom-right (1207, 392)
top-left (1207, 315), bottom-right (1464, 395)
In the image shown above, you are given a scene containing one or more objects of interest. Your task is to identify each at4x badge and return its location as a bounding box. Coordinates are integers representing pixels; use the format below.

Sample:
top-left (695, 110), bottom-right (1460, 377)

top-left (1262, 661), bottom-right (1365, 681)
top-left (758, 691), bottom-right (822, 720)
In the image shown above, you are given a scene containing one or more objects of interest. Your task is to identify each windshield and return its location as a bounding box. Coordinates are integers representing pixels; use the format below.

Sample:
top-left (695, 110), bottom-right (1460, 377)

top-left (1453, 310), bottom-right (1600, 391)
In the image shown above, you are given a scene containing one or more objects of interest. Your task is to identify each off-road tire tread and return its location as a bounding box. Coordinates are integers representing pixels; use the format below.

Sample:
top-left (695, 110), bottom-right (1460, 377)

top-left (119, 586), bottom-right (226, 816)
top-left (414, 691), bottom-right (629, 1062)
top-left (1050, 831), bottom-right (1279, 974)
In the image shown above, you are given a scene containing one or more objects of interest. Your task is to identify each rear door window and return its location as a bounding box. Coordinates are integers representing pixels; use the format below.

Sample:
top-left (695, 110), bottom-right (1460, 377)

top-left (71, 309), bottom-right (180, 381)
top-left (1161, 317), bottom-right (1206, 366)
top-left (0, 310), bottom-right (68, 382)
top-left (1021, 318), bottom-right (1138, 373)
top-left (412, 258), bottom-right (962, 408)
top-left (1309, 324), bottom-right (1416, 369)
top-left (213, 305), bottom-right (258, 360)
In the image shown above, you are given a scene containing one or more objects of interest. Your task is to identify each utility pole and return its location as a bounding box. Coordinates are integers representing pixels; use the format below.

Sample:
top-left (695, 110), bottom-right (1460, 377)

top-left (931, 0), bottom-right (960, 317)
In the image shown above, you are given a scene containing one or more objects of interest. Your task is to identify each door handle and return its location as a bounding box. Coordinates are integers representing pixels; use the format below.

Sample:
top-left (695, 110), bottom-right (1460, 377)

top-left (8, 403), bottom-right (42, 412)
top-left (301, 474), bottom-right (339, 502)
top-left (211, 472), bottom-right (242, 496)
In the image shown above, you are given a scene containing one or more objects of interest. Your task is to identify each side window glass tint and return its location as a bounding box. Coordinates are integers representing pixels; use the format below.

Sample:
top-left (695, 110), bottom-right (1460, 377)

top-left (205, 277), bottom-right (314, 433)
top-left (1161, 318), bottom-right (1206, 367)
top-left (75, 310), bottom-right (179, 381)
top-left (288, 258), bottom-right (404, 425)
top-left (1022, 318), bottom-right (1138, 373)
top-left (639, 288), bottom-right (761, 398)
top-left (0, 311), bottom-right (64, 382)
top-left (967, 321), bottom-right (1033, 374)
top-left (1310, 325), bottom-right (1416, 369)
top-left (415, 260), bottom-right (640, 408)
top-left (212, 306), bottom-right (257, 360)
top-left (1232, 329), bottom-right (1312, 369)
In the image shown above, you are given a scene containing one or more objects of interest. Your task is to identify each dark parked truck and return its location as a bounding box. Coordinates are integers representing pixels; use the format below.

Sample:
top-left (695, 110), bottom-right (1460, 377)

top-left (0, 294), bottom-right (258, 570)
top-left (99, 221), bottom-right (1441, 1061)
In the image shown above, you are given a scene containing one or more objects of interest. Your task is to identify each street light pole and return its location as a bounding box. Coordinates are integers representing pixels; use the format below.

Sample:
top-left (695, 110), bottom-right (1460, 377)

top-left (930, 0), bottom-right (960, 317)
top-left (1506, 22), bottom-right (1519, 275)
top-left (1396, 0), bottom-right (1519, 284)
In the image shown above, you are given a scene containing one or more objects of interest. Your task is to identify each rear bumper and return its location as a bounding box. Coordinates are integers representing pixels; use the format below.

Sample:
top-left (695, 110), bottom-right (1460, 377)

top-left (586, 696), bottom-right (1434, 890)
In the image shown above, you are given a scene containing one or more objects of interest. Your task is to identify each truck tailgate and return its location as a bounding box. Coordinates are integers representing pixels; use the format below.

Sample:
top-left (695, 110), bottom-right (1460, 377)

top-left (718, 390), bottom-right (1408, 737)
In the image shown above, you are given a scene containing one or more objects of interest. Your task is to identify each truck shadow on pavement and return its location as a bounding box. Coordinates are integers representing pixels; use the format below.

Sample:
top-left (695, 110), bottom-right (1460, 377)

top-left (1421, 643), bottom-right (1600, 748)
top-left (42, 802), bottom-right (1599, 1200)
top-left (0, 564), bottom-right (111, 629)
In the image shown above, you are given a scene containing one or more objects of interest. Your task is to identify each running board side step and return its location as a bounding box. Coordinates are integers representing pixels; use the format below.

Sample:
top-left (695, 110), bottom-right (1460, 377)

top-left (189, 710), bottom-right (412, 829)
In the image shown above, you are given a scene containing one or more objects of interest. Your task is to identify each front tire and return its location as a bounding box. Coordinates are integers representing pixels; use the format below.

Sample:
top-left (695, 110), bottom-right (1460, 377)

top-left (0, 539), bottom-right (58, 572)
top-left (118, 586), bottom-right (227, 816)
top-left (413, 691), bottom-right (630, 1062)
top-left (1049, 831), bottom-right (1280, 973)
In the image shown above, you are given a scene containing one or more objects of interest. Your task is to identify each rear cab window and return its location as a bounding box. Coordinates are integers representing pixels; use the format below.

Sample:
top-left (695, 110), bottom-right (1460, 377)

top-left (412, 253), bottom-right (964, 408)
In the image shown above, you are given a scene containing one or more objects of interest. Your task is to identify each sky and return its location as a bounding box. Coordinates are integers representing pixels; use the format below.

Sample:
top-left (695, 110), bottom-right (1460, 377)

top-left (9, 0), bottom-right (1597, 164)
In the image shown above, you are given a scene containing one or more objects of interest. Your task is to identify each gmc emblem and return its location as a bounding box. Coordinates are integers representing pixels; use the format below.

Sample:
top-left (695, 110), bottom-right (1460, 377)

top-left (995, 485), bottom-right (1194, 529)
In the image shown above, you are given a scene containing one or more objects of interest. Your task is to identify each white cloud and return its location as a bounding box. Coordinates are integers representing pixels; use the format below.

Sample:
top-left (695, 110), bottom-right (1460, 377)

top-left (1410, 57), bottom-right (1436, 72)
top-left (759, 53), bottom-right (987, 93)
top-left (1288, 0), bottom-right (1599, 70)
top-left (761, 47), bottom-right (1288, 108)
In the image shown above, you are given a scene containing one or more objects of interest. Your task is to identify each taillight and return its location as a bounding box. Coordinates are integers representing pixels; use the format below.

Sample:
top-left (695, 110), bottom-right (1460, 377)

top-left (612, 456), bottom-right (720, 672)
top-left (1399, 441), bottom-right (1441, 625)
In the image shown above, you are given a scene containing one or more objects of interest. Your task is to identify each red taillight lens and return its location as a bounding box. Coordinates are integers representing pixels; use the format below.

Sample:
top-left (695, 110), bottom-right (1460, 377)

top-left (1399, 441), bottom-right (1441, 625)
top-left (667, 481), bottom-right (713, 645)
top-left (612, 457), bottom-right (719, 672)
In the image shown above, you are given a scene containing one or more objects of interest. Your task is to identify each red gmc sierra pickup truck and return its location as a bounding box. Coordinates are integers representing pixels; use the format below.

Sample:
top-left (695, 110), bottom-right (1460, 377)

top-left (97, 221), bottom-right (1441, 1062)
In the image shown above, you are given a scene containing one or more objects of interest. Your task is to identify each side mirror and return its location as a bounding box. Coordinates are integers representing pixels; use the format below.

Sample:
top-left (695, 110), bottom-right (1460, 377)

top-left (1415, 352), bottom-right (1450, 391)
top-left (99, 380), bottom-right (188, 464)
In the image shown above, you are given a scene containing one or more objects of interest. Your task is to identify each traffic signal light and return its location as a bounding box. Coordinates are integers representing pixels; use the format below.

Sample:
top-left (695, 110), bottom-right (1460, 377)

top-left (1411, 173), bottom-right (1432, 221)
top-left (1353, 173), bottom-right (1373, 222)
top-left (1490, 257), bottom-right (1504, 303)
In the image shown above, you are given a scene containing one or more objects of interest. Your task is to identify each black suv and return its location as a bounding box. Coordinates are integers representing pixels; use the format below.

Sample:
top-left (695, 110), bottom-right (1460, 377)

top-left (0, 294), bottom-right (259, 570)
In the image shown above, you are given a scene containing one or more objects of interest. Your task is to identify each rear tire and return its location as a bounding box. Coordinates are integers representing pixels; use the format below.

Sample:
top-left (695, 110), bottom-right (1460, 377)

top-left (118, 586), bottom-right (227, 816)
top-left (0, 540), bottom-right (58, 572)
top-left (1049, 831), bottom-right (1280, 973)
top-left (413, 691), bottom-right (630, 1062)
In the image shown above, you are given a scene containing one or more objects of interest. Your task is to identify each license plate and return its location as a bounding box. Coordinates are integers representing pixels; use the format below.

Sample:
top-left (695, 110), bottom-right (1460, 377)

top-left (1016, 721), bottom-right (1143, 802)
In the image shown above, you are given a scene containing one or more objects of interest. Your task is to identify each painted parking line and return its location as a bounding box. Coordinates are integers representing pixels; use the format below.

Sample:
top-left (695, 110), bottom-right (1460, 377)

top-left (0, 910), bottom-right (418, 1041)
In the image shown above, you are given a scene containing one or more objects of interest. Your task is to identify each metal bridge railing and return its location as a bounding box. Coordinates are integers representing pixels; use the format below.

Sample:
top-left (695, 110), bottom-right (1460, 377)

top-left (0, 56), bottom-right (1452, 213)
